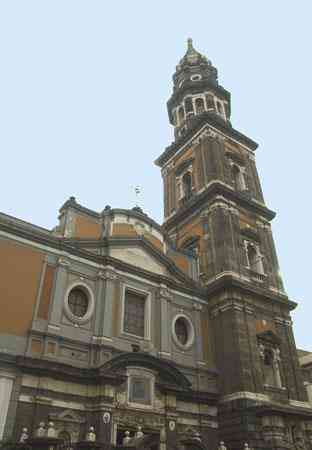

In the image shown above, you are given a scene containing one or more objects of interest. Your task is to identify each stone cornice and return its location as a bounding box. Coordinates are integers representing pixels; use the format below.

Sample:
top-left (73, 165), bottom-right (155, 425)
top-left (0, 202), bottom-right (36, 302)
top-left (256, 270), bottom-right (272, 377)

top-left (155, 113), bottom-right (258, 167)
top-left (0, 218), bottom-right (205, 300)
top-left (204, 272), bottom-right (297, 311)
top-left (251, 403), bottom-right (312, 419)
top-left (162, 181), bottom-right (275, 232)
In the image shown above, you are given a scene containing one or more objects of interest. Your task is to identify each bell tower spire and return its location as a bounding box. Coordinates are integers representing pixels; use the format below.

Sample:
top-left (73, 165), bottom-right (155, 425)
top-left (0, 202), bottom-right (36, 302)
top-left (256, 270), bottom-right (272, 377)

top-left (167, 39), bottom-right (230, 142)
top-left (155, 42), bottom-right (309, 449)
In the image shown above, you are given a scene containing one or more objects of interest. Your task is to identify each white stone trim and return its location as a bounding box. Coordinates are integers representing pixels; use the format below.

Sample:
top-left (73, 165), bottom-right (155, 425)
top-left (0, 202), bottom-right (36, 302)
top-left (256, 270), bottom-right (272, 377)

top-left (63, 281), bottom-right (95, 325)
top-left (171, 313), bottom-right (195, 351)
top-left (289, 399), bottom-right (312, 409)
top-left (190, 74), bottom-right (202, 81)
top-left (220, 391), bottom-right (270, 403)
top-left (19, 394), bottom-right (85, 411)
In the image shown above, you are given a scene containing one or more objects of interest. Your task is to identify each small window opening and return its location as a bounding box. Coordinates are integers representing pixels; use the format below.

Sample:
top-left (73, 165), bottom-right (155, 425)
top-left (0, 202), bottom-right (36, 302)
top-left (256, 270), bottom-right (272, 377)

top-left (206, 94), bottom-right (215, 110)
top-left (178, 106), bottom-right (185, 123)
top-left (217, 101), bottom-right (224, 115)
top-left (59, 431), bottom-right (71, 450)
top-left (185, 97), bottom-right (194, 114)
top-left (182, 172), bottom-right (192, 199)
top-left (195, 97), bottom-right (205, 114)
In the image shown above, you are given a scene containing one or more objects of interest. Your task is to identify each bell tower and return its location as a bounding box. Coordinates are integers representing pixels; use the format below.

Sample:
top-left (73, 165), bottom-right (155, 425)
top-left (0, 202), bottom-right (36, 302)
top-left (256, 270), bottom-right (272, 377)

top-left (156, 40), bottom-right (312, 450)
top-left (156, 38), bottom-right (283, 291)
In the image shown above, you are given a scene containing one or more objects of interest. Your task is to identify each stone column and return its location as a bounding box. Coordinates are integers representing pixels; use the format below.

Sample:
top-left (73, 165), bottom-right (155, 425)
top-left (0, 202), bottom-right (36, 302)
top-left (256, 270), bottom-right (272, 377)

top-left (159, 285), bottom-right (172, 359)
top-left (0, 372), bottom-right (15, 440)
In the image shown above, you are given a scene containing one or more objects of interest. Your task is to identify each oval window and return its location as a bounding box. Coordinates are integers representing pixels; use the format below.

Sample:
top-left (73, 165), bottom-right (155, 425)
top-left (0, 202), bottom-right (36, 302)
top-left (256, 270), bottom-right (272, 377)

top-left (175, 317), bottom-right (188, 345)
top-left (172, 314), bottom-right (195, 350)
top-left (191, 74), bottom-right (202, 81)
top-left (68, 287), bottom-right (89, 318)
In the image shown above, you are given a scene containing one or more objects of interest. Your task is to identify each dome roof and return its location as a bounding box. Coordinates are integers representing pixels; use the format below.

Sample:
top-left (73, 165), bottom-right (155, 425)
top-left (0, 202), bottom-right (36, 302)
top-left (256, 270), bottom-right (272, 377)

top-left (176, 38), bottom-right (212, 71)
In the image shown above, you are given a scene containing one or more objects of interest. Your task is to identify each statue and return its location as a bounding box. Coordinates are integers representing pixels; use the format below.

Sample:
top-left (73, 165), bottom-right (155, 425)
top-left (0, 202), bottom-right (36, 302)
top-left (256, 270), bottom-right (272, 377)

top-left (123, 431), bottom-right (132, 446)
top-left (86, 426), bottom-right (96, 442)
top-left (47, 422), bottom-right (56, 438)
top-left (218, 442), bottom-right (227, 450)
top-left (136, 426), bottom-right (144, 439)
top-left (19, 428), bottom-right (29, 443)
top-left (193, 431), bottom-right (201, 441)
top-left (243, 444), bottom-right (251, 450)
top-left (36, 422), bottom-right (45, 438)
top-left (259, 343), bottom-right (265, 359)
top-left (295, 437), bottom-right (306, 450)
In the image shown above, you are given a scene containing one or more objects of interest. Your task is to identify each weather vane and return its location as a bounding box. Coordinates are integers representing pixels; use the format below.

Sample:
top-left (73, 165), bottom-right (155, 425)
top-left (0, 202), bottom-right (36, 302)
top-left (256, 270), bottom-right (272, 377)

top-left (132, 185), bottom-right (142, 207)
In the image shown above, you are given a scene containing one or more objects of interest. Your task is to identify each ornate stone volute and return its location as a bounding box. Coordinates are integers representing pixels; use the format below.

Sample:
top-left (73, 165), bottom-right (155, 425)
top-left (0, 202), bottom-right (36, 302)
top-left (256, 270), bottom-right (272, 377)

top-left (159, 284), bottom-right (173, 301)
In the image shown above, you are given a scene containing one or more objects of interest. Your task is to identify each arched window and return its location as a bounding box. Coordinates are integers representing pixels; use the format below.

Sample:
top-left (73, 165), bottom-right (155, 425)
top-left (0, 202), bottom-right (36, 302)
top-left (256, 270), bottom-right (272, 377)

top-left (59, 431), bottom-right (71, 450)
top-left (182, 172), bottom-right (192, 199)
top-left (217, 100), bottom-right (224, 115)
top-left (195, 97), bottom-right (205, 114)
top-left (205, 93), bottom-right (215, 110)
top-left (178, 106), bottom-right (185, 123)
top-left (263, 348), bottom-right (275, 386)
top-left (185, 97), bottom-right (194, 114)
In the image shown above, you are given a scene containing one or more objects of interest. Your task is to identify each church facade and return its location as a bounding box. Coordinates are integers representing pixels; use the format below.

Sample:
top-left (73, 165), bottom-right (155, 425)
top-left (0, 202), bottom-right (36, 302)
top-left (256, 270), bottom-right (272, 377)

top-left (0, 40), bottom-right (312, 450)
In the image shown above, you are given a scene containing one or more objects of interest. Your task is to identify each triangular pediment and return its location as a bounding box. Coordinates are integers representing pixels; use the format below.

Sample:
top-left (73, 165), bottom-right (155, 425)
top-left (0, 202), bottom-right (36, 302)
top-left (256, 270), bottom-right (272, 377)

top-left (64, 236), bottom-right (197, 288)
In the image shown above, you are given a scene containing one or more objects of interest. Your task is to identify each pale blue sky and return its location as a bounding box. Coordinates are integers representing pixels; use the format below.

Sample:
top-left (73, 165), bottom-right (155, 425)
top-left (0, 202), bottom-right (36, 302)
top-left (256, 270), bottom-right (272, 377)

top-left (0, 1), bottom-right (311, 349)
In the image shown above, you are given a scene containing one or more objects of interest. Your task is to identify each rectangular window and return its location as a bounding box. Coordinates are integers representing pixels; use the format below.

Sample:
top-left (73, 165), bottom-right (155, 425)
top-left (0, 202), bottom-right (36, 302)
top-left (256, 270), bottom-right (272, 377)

top-left (129, 377), bottom-right (151, 405)
top-left (124, 290), bottom-right (146, 338)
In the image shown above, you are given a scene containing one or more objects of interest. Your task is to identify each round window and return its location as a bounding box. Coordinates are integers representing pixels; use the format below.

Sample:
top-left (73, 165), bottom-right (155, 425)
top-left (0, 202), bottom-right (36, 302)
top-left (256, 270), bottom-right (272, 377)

top-left (64, 283), bottom-right (95, 325)
top-left (190, 74), bottom-right (202, 81)
top-left (68, 287), bottom-right (89, 317)
top-left (172, 314), bottom-right (195, 350)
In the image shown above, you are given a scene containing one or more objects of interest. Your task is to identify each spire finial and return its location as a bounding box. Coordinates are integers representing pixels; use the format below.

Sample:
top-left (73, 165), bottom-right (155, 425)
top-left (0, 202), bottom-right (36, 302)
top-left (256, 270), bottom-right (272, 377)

top-left (187, 38), bottom-right (194, 51)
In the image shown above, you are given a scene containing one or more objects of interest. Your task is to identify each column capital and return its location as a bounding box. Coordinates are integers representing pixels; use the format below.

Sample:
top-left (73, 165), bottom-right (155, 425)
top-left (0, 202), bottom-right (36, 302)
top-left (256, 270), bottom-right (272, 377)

top-left (159, 284), bottom-right (173, 301)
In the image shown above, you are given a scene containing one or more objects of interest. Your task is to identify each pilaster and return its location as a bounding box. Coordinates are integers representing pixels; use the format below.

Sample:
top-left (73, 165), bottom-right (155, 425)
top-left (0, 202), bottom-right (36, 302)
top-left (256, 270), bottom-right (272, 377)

top-left (159, 284), bottom-right (172, 359)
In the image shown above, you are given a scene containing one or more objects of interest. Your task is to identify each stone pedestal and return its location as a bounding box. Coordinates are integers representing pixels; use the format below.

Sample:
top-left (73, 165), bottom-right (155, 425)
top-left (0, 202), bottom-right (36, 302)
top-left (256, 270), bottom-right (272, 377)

top-left (27, 437), bottom-right (63, 450)
top-left (76, 440), bottom-right (103, 450)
